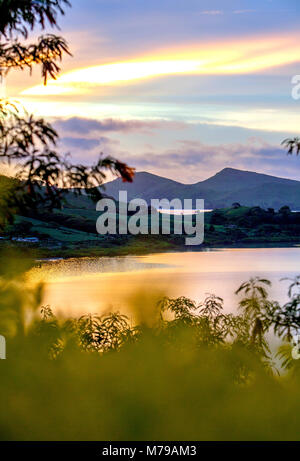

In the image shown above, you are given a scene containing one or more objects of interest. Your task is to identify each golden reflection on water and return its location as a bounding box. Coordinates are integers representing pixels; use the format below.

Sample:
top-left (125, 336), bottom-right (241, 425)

top-left (27, 248), bottom-right (300, 317)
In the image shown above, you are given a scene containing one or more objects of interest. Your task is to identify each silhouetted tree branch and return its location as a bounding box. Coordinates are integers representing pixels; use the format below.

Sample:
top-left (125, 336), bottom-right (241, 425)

top-left (0, 0), bottom-right (135, 226)
top-left (282, 137), bottom-right (300, 156)
top-left (0, 0), bottom-right (70, 38)
top-left (0, 34), bottom-right (71, 84)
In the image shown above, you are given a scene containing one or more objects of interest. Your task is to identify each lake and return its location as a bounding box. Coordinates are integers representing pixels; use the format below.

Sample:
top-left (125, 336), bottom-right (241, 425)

top-left (29, 247), bottom-right (300, 318)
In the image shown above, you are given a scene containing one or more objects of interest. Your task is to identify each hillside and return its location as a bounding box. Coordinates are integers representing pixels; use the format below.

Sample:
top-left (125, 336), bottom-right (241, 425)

top-left (103, 167), bottom-right (300, 210)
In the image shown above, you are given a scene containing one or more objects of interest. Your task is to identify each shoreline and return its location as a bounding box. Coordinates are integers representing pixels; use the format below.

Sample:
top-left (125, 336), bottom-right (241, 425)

top-left (33, 240), bottom-right (300, 261)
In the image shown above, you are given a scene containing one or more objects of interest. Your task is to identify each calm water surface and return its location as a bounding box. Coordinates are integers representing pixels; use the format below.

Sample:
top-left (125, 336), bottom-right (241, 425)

top-left (29, 247), bottom-right (300, 317)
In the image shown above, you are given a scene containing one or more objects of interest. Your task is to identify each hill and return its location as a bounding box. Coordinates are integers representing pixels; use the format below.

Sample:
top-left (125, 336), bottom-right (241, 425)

top-left (103, 167), bottom-right (300, 210)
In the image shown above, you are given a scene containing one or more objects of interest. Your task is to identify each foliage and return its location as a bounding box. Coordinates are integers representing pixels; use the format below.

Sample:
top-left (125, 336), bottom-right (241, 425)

top-left (282, 137), bottom-right (300, 156)
top-left (0, 0), bottom-right (135, 229)
top-left (0, 1), bottom-right (70, 39)
top-left (0, 251), bottom-right (300, 439)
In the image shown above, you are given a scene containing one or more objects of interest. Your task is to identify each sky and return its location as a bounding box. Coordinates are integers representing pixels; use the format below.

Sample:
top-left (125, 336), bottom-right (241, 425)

top-left (6, 0), bottom-right (300, 183)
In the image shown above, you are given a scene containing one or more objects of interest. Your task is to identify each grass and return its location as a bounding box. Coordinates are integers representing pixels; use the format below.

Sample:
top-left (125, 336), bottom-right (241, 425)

top-left (13, 215), bottom-right (103, 244)
top-left (36, 235), bottom-right (177, 258)
top-left (5, 204), bottom-right (300, 259)
top-left (3, 335), bottom-right (296, 441)
top-left (0, 250), bottom-right (300, 440)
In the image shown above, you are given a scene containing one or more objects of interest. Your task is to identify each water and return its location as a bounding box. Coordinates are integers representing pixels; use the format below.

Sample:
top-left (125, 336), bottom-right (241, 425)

top-left (29, 247), bottom-right (300, 317)
top-left (158, 209), bottom-right (212, 214)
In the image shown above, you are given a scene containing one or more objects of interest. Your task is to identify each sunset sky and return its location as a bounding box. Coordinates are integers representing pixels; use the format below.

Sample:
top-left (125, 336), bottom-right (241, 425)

top-left (7, 0), bottom-right (300, 182)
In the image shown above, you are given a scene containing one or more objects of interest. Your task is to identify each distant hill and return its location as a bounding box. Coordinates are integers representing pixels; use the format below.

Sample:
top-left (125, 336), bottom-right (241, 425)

top-left (3, 167), bottom-right (300, 211)
top-left (103, 168), bottom-right (300, 210)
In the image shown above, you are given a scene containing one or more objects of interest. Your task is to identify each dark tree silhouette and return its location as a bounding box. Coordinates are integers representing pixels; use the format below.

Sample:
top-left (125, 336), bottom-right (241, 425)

top-left (0, 0), bottom-right (135, 226)
top-left (282, 137), bottom-right (300, 156)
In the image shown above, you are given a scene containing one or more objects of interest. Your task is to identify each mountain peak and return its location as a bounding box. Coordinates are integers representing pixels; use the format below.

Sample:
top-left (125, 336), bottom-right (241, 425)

top-left (216, 167), bottom-right (255, 176)
top-left (103, 167), bottom-right (300, 209)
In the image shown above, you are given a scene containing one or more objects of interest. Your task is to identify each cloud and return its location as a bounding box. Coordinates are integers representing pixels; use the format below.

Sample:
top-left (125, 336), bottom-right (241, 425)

top-left (122, 139), bottom-right (300, 183)
top-left (56, 119), bottom-right (107, 135)
top-left (22, 31), bottom-right (300, 97)
top-left (58, 135), bottom-right (121, 164)
top-left (54, 128), bottom-right (300, 183)
top-left (233, 10), bottom-right (257, 14)
top-left (54, 117), bottom-right (186, 135)
top-left (60, 137), bottom-right (100, 150)
top-left (129, 139), bottom-right (285, 169)
top-left (199, 10), bottom-right (223, 15)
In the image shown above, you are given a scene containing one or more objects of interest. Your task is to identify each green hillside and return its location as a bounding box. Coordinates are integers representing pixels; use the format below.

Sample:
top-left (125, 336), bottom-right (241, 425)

top-left (1, 172), bottom-right (300, 257)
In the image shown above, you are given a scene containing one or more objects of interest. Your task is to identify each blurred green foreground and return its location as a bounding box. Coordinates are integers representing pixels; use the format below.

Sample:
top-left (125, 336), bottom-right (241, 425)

top-left (1, 250), bottom-right (300, 441)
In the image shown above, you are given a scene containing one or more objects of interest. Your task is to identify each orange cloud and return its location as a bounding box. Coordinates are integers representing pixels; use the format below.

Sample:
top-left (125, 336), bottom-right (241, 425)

top-left (21, 32), bottom-right (300, 97)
